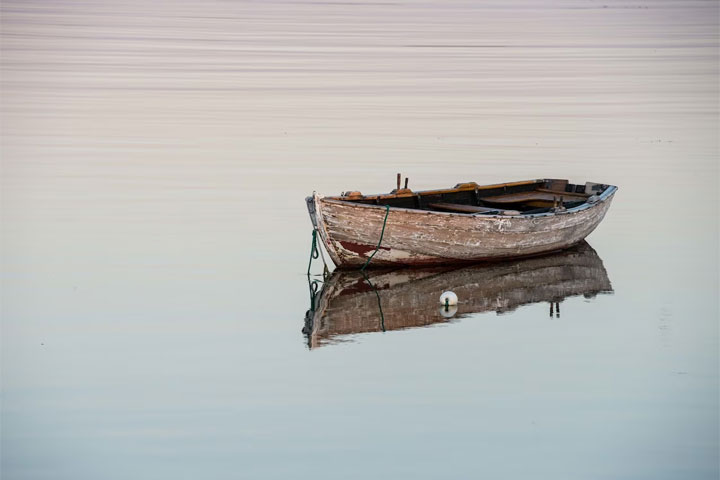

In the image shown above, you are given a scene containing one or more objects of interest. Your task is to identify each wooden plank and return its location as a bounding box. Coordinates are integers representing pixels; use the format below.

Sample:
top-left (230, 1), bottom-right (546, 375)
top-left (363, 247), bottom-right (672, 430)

top-left (482, 191), bottom-right (587, 204)
top-left (428, 202), bottom-right (520, 215)
top-left (546, 179), bottom-right (569, 191)
top-left (331, 179), bottom-right (544, 202)
top-left (536, 188), bottom-right (591, 198)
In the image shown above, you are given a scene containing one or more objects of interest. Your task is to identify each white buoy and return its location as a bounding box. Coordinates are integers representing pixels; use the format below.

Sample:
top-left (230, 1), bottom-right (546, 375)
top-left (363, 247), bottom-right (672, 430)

top-left (439, 291), bottom-right (458, 306)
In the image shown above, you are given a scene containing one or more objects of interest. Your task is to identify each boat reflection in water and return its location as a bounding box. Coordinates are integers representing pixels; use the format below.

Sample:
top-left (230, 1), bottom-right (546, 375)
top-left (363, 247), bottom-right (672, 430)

top-left (303, 241), bottom-right (612, 349)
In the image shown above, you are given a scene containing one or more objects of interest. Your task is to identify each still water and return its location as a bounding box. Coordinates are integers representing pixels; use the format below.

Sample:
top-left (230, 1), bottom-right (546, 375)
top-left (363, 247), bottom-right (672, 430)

top-left (1, 1), bottom-right (718, 479)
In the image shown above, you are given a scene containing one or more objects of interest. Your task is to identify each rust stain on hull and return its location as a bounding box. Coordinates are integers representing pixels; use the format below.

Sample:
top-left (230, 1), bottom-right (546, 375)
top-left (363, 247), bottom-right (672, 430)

top-left (338, 241), bottom-right (390, 257)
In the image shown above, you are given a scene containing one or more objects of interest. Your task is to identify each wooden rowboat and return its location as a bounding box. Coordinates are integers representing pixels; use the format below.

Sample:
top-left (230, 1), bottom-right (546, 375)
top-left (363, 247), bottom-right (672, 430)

top-left (306, 177), bottom-right (616, 268)
top-left (303, 241), bottom-right (613, 349)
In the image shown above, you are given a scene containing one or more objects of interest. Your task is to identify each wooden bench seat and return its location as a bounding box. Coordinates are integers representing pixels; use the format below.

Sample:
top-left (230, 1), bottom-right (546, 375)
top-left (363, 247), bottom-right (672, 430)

top-left (536, 188), bottom-right (591, 198)
top-left (482, 191), bottom-right (588, 205)
top-left (428, 203), bottom-right (521, 216)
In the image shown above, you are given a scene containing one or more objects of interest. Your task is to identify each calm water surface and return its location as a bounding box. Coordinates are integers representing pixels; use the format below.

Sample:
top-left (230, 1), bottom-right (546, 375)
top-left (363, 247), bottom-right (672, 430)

top-left (1, 1), bottom-right (718, 479)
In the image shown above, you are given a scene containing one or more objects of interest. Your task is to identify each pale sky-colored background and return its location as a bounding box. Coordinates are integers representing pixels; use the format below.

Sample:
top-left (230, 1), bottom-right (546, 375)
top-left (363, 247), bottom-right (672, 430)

top-left (1, 1), bottom-right (718, 479)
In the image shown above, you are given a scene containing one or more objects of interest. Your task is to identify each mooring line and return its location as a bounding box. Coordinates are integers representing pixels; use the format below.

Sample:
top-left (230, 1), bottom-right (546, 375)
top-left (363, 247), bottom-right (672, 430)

top-left (360, 205), bottom-right (390, 271)
top-left (361, 270), bottom-right (385, 332)
top-left (307, 229), bottom-right (329, 279)
top-left (307, 229), bottom-right (320, 275)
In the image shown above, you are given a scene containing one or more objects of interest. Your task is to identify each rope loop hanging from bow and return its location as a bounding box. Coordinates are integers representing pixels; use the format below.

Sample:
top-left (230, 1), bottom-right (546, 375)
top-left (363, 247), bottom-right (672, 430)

top-left (307, 229), bottom-right (330, 279)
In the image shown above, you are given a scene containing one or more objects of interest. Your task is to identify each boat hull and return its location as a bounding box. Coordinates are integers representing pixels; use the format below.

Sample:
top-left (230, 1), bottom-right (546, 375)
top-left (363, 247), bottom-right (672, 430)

top-left (308, 185), bottom-right (616, 268)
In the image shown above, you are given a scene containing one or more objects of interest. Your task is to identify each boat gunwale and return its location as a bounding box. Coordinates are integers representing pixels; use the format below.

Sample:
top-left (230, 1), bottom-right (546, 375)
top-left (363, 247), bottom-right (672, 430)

top-left (319, 183), bottom-right (617, 219)
top-left (326, 178), bottom-right (545, 202)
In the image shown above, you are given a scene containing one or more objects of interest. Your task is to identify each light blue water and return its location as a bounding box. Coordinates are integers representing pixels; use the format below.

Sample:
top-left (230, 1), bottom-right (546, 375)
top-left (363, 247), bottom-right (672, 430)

top-left (1, 1), bottom-right (718, 479)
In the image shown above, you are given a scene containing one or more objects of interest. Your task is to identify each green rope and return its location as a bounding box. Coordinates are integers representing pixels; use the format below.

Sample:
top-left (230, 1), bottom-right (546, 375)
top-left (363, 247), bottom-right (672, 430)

top-left (361, 270), bottom-right (385, 331)
top-left (307, 229), bottom-right (330, 279)
top-left (307, 229), bottom-right (320, 275)
top-left (360, 205), bottom-right (390, 271)
top-left (308, 277), bottom-right (320, 311)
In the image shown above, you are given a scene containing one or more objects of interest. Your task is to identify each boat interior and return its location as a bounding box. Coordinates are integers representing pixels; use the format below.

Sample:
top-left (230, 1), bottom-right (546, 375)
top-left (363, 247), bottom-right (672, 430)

top-left (332, 178), bottom-right (611, 216)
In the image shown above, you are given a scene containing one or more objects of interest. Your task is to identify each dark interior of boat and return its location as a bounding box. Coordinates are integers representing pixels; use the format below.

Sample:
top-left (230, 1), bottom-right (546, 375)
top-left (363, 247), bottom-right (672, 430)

top-left (335, 178), bottom-right (609, 216)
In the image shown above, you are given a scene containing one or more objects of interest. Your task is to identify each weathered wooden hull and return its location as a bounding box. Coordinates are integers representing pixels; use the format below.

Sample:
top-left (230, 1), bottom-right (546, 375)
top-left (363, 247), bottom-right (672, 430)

top-left (303, 241), bottom-right (613, 349)
top-left (307, 183), bottom-right (616, 268)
